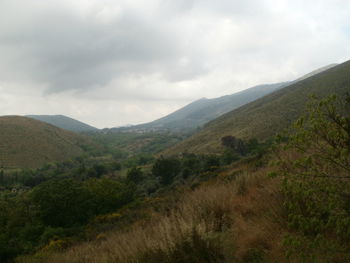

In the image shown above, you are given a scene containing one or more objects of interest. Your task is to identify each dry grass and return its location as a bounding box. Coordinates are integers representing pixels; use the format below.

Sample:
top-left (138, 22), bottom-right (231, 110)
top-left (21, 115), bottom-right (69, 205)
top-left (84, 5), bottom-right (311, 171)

top-left (19, 165), bottom-right (285, 263)
top-left (0, 116), bottom-right (95, 168)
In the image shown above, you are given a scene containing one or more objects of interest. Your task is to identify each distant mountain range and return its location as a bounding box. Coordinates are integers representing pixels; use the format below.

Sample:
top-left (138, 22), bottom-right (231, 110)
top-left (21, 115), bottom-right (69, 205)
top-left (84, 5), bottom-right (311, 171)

top-left (165, 60), bottom-right (350, 154)
top-left (0, 116), bottom-right (97, 168)
top-left (27, 115), bottom-right (98, 133)
top-left (111, 64), bottom-right (337, 133)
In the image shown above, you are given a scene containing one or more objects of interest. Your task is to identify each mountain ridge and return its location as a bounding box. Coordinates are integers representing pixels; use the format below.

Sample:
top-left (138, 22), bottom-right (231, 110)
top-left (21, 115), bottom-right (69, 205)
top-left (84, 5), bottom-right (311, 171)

top-left (26, 114), bottom-right (98, 133)
top-left (111, 64), bottom-right (337, 133)
top-left (164, 61), bottom-right (349, 154)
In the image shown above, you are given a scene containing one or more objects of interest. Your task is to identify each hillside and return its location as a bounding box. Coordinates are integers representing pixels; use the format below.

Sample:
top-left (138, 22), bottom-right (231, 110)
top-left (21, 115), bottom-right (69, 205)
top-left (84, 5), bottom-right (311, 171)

top-left (0, 116), bottom-right (96, 168)
top-left (112, 64), bottom-right (336, 133)
top-left (166, 60), bottom-right (350, 154)
top-left (27, 115), bottom-right (98, 133)
top-left (113, 82), bottom-right (289, 133)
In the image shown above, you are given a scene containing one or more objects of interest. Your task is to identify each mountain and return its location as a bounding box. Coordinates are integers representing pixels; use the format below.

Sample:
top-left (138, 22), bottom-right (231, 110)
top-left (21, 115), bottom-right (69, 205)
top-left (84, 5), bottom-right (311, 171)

top-left (295, 63), bottom-right (338, 81)
top-left (112, 82), bottom-right (289, 133)
top-left (26, 115), bottom-right (98, 133)
top-left (0, 116), bottom-right (96, 168)
top-left (165, 60), bottom-right (350, 154)
top-left (112, 64), bottom-right (337, 133)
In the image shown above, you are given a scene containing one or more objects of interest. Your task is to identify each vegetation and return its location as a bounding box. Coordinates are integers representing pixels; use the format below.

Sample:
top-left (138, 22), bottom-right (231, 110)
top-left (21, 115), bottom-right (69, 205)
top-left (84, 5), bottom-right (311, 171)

top-left (0, 130), bottom-right (265, 262)
top-left (10, 93), bottom-right (349, 263)
top-left (275, 94), bottom-right (350, 262)
top-left (0, 176), bottom-right (135, 262)
top-left (0, 116), bottom-right (97, 169)
top-left (1, 60), bottom-right (349, 263)
top-left (89, 131), bottom-right (186, 159)
top-left (16, 172), bottom-right (279, 263)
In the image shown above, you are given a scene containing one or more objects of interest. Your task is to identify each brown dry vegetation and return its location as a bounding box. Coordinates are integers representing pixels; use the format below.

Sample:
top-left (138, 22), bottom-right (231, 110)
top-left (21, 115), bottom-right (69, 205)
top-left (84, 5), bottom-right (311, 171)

top-left (19, 161), bottom-right (287, 263)
top-left (0, 116), bottom-right (95, 168)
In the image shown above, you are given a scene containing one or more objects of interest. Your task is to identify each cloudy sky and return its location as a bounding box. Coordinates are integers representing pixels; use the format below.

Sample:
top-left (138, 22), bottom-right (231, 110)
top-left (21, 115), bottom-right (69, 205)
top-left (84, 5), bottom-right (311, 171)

top-left (0, 0), bottom-right (349, 128)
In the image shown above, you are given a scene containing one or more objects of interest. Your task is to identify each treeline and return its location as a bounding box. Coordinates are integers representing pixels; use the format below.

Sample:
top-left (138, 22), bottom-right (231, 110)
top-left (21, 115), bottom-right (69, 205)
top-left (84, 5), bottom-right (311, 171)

top-left (127, 138), bottom-right (270, 196)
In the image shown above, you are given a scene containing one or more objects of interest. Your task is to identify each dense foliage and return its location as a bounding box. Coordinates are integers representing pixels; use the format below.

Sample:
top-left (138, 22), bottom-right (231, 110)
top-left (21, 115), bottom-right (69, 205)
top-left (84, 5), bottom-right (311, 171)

top-left (0, 131), bottom-right (267, 262)
top-left (277, 94), bottom-right (350, 262)
top-left (0, 175), bottom-right (135, 262)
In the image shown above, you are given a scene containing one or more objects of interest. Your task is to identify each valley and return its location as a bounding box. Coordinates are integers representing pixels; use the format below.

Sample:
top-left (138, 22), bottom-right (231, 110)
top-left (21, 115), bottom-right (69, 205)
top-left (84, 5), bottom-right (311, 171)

top-left (0, 62), bottom-right (349, 263)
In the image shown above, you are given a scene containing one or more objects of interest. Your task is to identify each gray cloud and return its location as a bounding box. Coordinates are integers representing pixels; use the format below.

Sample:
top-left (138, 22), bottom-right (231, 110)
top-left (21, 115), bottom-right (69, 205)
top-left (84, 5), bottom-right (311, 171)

top-left (0, 0), bottom-right (350, 127)
top-left (0, 4), bottom-right (185, 93)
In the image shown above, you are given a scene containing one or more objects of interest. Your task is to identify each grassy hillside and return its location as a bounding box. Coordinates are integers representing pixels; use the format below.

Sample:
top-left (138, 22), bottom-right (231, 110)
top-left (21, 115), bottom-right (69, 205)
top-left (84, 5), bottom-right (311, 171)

top-left (140, 82), bottom-right (288, 130)
top-left (166, 60), bottom-right (350, 154)
top-left (27, 115), bottom-right (98, 133)
top-left (112, 64), bottom-right (336, 134)
top-left (0, 116), bottom-right (96, 168)
top-left (113, 82), bottom-right (288, 134)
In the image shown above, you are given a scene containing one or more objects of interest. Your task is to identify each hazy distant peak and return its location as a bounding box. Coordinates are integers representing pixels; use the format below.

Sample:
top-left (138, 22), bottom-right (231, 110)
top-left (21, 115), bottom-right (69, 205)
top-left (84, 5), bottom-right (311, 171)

top-left (296, 64), bottom-right (338, 81)
top-left (26, 115), bottom-right (98, 133)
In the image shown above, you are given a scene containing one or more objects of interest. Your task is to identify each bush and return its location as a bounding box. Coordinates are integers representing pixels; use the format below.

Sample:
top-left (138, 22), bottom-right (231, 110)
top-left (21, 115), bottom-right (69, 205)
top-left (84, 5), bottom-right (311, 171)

top-left (152, 157), bottom-right (181, 185)
top-left (126, 167), bottom-right (144, 184)
top-left (31, 179), bottom-right (92, 227)
top-left (277, 94), bottom-right (350, 261)
top-left (84, 178), bottom-right (135, 215)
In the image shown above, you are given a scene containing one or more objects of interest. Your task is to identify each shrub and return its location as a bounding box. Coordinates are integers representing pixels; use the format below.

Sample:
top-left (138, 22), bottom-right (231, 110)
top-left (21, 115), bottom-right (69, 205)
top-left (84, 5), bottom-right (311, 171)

top-left (31, 179), bottom-right (92, 227)
top-left (152, 157), bottom-right (181, 185)
top-left (126, 167), bottom-right (144, 184)
top-left (134, 228), bottom-right (224, 263)
top-left (277, 94), bottom-right (350, 261)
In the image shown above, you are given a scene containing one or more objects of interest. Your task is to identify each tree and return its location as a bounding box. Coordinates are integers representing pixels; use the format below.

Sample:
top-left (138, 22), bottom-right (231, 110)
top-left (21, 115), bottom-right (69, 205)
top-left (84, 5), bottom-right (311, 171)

top-left (84, 178), bottom-right (134, 215)
top-left (281, 94), bottom-right (350, 179)
top-left (152, 157), bottom-right (181, 185)
top-left (126, 167), bottom-right (144, 184)
top-left (221, 136), bottom-right (246, 155)
top-left (31, 179), bottom-right (91, 227)
top-left (87, 164), bottom-right (107, 178)
top-left (276, 94), bottom-right (350, 261)
top-left (0, 168), bottom-right (4, 184)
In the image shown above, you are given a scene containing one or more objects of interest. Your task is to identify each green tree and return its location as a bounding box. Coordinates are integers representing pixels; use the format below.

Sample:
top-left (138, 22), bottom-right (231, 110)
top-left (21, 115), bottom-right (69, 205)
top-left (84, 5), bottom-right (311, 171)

top-left (126, 167), bottom-right (144, 184)
top-left (31, 179), bottom-right (92, 227)
top-left (277, 94), bottom-right (350, 261)
top-left (152, 157), bottom-right (181, 185)
top-left (84, 178), bottom-right (135, 215)
top-left (0, 168), bottom-right (4, 184)
top-left (221, 135), bottom-right (246, 155)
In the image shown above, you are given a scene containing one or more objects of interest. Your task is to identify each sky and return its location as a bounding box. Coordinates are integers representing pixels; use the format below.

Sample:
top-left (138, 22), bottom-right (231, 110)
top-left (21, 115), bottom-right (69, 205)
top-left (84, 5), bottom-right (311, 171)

top-left (0, 0), bottom-right (349, 128)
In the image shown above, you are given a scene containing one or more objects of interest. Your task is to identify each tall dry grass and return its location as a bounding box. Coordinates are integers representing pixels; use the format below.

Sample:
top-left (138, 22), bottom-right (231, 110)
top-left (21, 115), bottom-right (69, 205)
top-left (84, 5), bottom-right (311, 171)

top-left (18, 171), bottom-right (283, 263)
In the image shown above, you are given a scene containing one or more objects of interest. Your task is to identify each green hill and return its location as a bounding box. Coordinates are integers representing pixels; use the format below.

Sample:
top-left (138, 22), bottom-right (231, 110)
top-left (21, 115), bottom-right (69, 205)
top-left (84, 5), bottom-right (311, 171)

top-left (112, 82), bottom-right (289, 133)
top-left (113, 64), bottom-right (336, 133)
top-left (0, 116), bottom-right (96, 168)
top-left (26, 115), bottom-right (98, 132)
top-left (132, 82), bottom-right (288, 131)
top-left (166, 60), bottom-right (350, 154)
